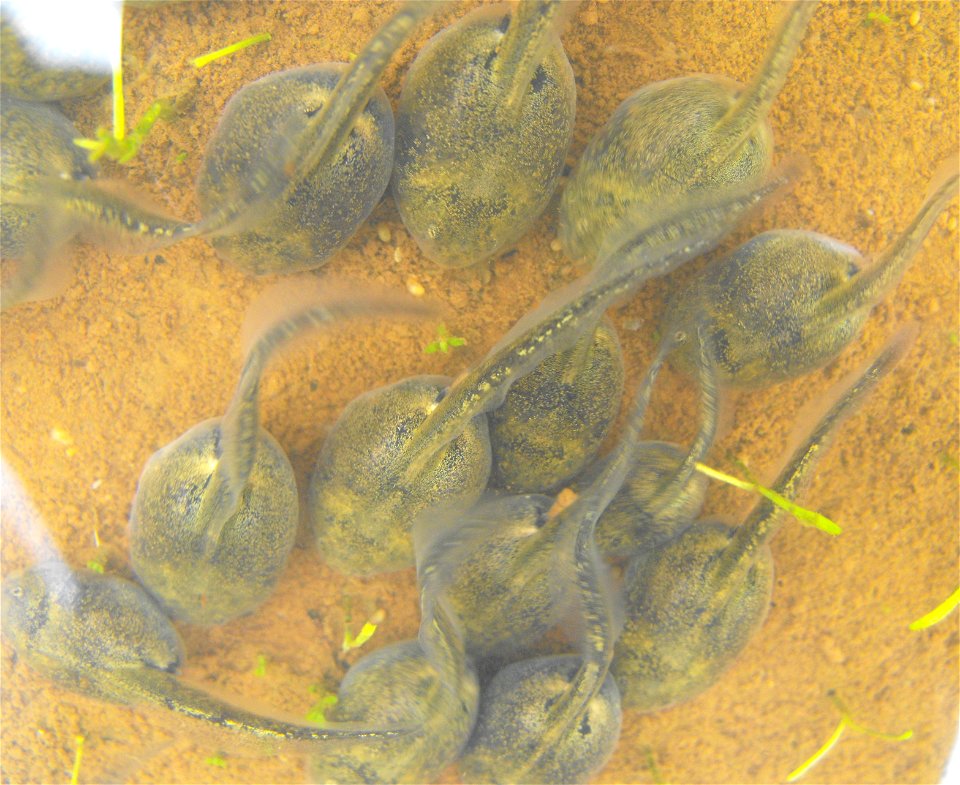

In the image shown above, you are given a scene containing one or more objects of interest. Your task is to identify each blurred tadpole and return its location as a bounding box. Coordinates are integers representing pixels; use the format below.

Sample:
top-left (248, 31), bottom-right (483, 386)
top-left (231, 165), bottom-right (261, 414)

top-left (0, 454), bottom-right (63, 565)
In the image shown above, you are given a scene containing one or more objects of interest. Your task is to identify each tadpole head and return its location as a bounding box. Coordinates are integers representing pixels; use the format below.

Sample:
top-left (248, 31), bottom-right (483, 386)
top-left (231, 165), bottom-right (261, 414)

top-left (666, 229), bottom-right (866, 387)
top-left (460, 654), bottom-right (622, 784)
top-left (1, 567), bottom-right (51, 653)
top-left (613, 521), bottom-right (773, 711)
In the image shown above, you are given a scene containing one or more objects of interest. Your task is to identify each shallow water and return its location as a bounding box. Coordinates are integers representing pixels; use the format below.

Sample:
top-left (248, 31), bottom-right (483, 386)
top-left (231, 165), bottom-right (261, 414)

top-left (1, 2), bottom-right (957, 783)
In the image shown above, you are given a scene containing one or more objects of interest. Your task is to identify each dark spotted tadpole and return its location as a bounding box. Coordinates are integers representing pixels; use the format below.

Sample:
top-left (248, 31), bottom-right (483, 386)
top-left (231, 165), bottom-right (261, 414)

top-left (309, 174), bottom-right (788, 576)
top-left (0, 12), bottom-right (109, 101)
top-left (612, 330), bottom-right (911, 712)
top-left (559, 0), bottom-right (817, 263)
top-left (427, 332), bottom-right (677, 665)
top-left (1, 563), bottom-right (410, 747)
top-left (460, 656), bottom-right (621, 785)
top-left (665, 160), bottom-right (960, 387)
top-left (1, 97), bottom-right (195, 310)
top-left (131, 284), bottom-right (433, 624)
top-left (392, 0), bottom-right (576, 267)
top-left (310, 518), bottom-right (479, 784)
top-left (488, 316), bottom-right (625, 494)
top-left (309, 374), bottom-right (492, 576)
top-left (457, 335), bottom-right (697, 784)
top-left (197, 3), bottom-right (434, 274)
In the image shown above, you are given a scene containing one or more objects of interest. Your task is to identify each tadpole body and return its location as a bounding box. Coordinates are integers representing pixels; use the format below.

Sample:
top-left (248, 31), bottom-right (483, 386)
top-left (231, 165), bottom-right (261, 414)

top-left (392, 0), bottom-right (576, 267)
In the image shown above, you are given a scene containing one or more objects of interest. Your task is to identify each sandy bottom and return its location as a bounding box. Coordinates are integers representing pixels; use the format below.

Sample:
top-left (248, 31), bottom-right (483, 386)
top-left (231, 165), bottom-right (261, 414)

top-left (2, 2), bottom-right (957, 783)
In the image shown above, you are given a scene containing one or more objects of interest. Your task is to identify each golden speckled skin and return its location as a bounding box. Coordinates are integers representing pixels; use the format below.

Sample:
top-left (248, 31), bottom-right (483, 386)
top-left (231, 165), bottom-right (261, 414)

top-left (0, 564), bottom-right (184, 705)
top-left (613, 522), bottom-right (774, 712)
top-left (560, 75), bottom-right (771, 262)
top-left (578, 441), bottom-right (709, 560)
top-left (130, 419), bottom-right (298, 625)
top-left (441, 494), bottom-right (562, 661)
top-left (460, 655), bottom-right (621, 785)
top-left (0, 16), bottom-right (109, 101)
top-left (392, 4), bottom-right (575, 267)
top-left (311, 640), bottom-right (479, 784)
top-left (666, 156), bottom-right (960, 386)
top-left (666, 230), bottom-right (865, 387)
top-left (197, 64), bottom-right (394, 275)
top-left (309, 376), bottom-right (491, 575)
top-left (0, 97), bottom-right (93, 259)
top-left (488, 318), bottom-right (624, 494)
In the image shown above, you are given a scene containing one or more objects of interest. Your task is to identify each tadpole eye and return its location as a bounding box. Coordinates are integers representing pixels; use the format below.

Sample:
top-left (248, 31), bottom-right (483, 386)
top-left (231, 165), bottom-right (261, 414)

top-left (10, 585), bottom-right (23, 598)
top-left (673, 329), bottom-right (688, 344)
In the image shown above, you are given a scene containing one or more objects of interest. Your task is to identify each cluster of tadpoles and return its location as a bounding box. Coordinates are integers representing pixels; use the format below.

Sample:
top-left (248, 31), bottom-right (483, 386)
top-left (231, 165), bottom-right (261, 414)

top-left (1, 1), bottom-right (957, 783)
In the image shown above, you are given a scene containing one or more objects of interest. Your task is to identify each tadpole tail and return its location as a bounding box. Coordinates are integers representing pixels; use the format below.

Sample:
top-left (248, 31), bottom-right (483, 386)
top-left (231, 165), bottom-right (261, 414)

top-left (1, 177), bottom-right (202, 311)
top-left (649, 326), bottom-right (720, 520)
top-left (198, 2), bottom-right (435, 240)
top-left (594, 158), bottom-right (799, 280)
top-left (820, 157), bottom-right (959, 317)
top-left (295, 1), bottom-right (436, 181)
top-left (494, 0), bottom-right (576, 114)
top-left (711, 1), bottom-right (818, 159)
top-left (128, 669), bottom-right (411, 747)
top-left (398, 171), bottom-right (792, 486)
top-left (38, 176), bottom-right (200, 250)
top-left (571, 330), bottom-right (680, 525)
top-left (716, 326), bottom-right (914, 576)
top-left (511, 331), bottom-right (683, 782)
top-left (198, 283), bottom-right (437, 553)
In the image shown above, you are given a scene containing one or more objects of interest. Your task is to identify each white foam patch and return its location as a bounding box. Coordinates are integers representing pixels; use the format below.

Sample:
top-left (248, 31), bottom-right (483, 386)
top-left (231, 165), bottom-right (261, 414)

top-left (5, 0), bottom-right (117, 72)
top-left (1, 454), bottom-right (62, 564)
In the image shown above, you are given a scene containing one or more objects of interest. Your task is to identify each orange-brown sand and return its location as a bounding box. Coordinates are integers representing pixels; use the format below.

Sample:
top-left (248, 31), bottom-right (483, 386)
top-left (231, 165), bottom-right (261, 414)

top-left (2, 2), bottom-right (957, 783)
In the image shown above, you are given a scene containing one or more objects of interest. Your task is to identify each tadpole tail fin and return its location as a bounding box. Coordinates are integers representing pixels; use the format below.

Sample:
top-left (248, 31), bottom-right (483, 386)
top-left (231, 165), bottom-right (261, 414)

top-left (649, 325), bottom-right (721, 520)
top-left (717, 326), bottom-right (915, 576)
top-left (821, 156), bottom-right (959, 317)
top-left (129, 669), bottom-right (412, 748)
top-left (198, 2), bottom-right (436, 240)
top-left (34, 176), bottom-right (198, 252)
top-left (494, 0), bottom-right (577, 114)
top-left (712, 1), bottom-right (818, 158)
top-left (200, 280), bottom-right (437, 554)
top-left (0, 202), bottom-right (76, 310)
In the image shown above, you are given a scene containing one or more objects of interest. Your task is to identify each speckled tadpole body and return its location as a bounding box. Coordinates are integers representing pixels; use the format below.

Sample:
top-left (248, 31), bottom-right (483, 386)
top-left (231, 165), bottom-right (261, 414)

top-left (665, 162), bottom-right (960, 386)
top-left (559, 0), bottom-right (817, 263)
top-left (309, 172), bottom-right (789, 576)
top-left (612, 332), bottom-right (908, 711)
top-left (1, 564), bottom-right (409, 747)
top-left (131, 287), bottom-right (431, 623)
top-left (197, 3), bottom-right (433, 274)
top-left (392, 0), bottom-right (576, 267)
top-left (309, 375), bottom-right (492, 576)
top-left (488, 316), bottom-right (625, 494)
